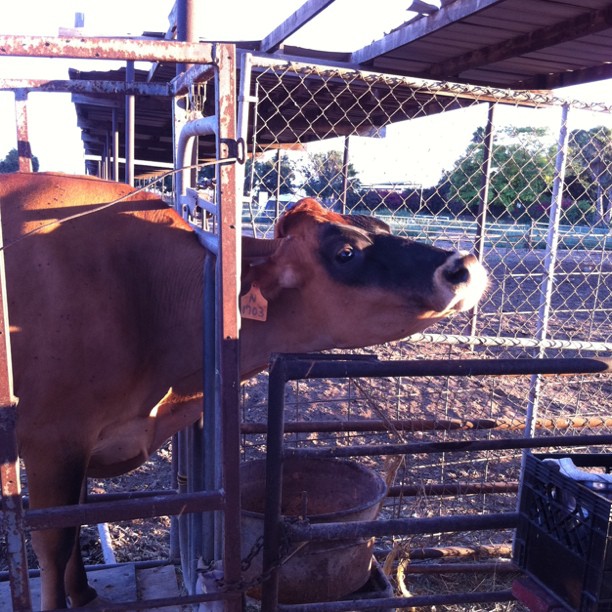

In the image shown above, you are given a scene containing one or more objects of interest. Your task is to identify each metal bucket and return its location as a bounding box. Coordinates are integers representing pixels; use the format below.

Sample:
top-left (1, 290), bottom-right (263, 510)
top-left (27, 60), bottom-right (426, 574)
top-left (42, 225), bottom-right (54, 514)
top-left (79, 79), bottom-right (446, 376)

top-left (240, 457), bottom-right (387, 604)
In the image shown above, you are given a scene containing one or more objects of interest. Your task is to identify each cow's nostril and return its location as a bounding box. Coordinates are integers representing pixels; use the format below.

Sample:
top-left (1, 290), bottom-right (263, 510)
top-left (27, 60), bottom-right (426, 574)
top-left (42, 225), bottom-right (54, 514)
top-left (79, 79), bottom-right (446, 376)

top-left (444, 265), bottom-right (470, 285)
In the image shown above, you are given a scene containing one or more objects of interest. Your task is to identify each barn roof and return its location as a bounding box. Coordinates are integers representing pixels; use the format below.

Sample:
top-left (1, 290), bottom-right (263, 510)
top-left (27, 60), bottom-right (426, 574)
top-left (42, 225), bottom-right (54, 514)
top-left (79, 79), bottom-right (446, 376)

top-left (69, 0), bottom-right (612, 177)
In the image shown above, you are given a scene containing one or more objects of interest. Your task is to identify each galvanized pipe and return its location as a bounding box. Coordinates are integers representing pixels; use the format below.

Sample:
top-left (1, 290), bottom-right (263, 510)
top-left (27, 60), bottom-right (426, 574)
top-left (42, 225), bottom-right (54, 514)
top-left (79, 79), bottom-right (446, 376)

top-left (469, 101), bottom-right (495, 337)
top-left (525, 102), bottom-right (571, 438)
top-left (112, 108), bottom-right (120, 181)
top-left (176, 115), bottom-right (217, 202)
top-left (124, 61), bottom-right (135, 185)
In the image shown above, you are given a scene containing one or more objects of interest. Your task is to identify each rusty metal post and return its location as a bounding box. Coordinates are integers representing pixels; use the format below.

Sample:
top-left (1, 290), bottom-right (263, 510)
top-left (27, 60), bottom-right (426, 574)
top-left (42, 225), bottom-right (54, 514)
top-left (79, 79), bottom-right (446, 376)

top-left (14, 89), bottom-right (32, 173)
top-left (0, 202), bottom-right (30, 608)
top-left (214, 43), bottom-right (243, 611)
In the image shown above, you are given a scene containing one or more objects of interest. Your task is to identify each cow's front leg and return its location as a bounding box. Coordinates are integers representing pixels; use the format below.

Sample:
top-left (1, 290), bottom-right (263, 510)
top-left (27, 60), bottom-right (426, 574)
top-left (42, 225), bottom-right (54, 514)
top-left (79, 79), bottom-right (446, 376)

top-left (65, 525), bottom-right (98, 607)
top-left (64, 480), bottom-right (98, 607)
top-left (23, 443), bottom-right (93, 610)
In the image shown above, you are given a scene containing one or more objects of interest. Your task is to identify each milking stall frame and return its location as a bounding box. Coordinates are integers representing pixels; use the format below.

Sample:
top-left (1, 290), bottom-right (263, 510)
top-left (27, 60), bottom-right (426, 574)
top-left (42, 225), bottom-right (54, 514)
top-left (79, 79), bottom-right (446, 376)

top-left (2, 3), bottom-right (612, 611)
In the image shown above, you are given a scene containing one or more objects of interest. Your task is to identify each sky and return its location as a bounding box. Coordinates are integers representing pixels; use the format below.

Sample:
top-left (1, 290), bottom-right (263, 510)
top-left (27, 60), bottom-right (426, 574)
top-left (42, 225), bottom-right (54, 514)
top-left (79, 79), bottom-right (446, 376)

top-left (1, 0), bottom-right (611, 186)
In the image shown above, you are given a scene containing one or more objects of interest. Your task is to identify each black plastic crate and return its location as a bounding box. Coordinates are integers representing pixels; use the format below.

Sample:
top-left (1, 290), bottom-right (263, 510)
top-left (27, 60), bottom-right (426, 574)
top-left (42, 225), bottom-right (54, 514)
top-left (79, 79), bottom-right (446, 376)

top-left (514, 453), bottom-right (612, 611)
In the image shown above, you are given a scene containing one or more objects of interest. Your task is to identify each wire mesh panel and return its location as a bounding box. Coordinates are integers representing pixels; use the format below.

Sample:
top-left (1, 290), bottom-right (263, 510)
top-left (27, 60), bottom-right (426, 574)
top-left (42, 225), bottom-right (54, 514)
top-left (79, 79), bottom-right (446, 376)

top-left (238, 56), bottom-right (612, 603)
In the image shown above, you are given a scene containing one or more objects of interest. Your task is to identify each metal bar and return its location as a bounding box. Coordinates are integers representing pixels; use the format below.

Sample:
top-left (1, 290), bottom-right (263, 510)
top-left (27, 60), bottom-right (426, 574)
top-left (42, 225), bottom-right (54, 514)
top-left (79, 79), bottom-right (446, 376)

top-left (25, 490), bottom-right (224, 531)
top-left (278, 589), bottom-right (515, 612)
top-left (112, 109), bottom-right (119, 181)
top-left (0, 405), bottom-right (31, 612)
top-left (260, 356), bottom-right (288, 612)
top-left (171, 63), bottom-right (216, 96)
top-left (286, 512), bottom-right (518, 542)
top-left (273, 354), bottom-right (612, 381)
top-left (390, 482), bottom-right (518, 497)
top-left (202, 254), bottom-right (219, 563)
top-left (285, 433), bottom-right (612, 461)
top-left (407, 331), bottom-right (612, 353)
top-left (176, 115), bottom-right (217, 204)
top-left (340, 135), bottom-right (350, 215)
top-left (402, 542), bottom-right (511, 561)
top-left (469, 101), bottom-right (495, 338)
top-left (242, 414), bottom-right (612, 434)
top-left (124, 61), bottom-right (135, 185)
top-left (0, 35), bottom-right (214, 63)
top-left (214, 43), bottom-right (243, 610)
top-left (0, 79), bottom-right (170, 95)
top-left (525, 103), bottom-right (571, 439)
top-left (14, 89), bottom-right (32, 173)
top-left (404, 561), bottom-right (517, 574)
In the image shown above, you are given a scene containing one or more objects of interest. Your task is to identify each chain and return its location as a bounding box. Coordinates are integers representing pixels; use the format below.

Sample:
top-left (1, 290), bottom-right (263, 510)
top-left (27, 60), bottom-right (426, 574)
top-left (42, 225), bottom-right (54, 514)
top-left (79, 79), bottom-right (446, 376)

top-left (198, 517), bottom-right (309, 594)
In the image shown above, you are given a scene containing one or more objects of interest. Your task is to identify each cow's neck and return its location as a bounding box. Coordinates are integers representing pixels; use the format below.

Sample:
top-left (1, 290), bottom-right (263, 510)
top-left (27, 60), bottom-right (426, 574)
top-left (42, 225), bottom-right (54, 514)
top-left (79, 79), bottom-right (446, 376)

top-left (239, 288), bottom-right (332, 379)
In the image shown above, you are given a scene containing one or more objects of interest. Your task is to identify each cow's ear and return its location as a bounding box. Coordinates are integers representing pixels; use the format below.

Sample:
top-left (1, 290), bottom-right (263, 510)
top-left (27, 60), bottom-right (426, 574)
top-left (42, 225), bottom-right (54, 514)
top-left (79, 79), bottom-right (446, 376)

top-left (242, 236), bottom-right (284, 262)
top-left (240, 235), bottom-right (302, 299)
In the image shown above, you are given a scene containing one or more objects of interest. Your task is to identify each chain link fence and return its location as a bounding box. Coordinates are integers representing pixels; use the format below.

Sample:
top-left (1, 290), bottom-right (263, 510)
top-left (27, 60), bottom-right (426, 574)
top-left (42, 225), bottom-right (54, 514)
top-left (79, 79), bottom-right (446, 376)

top-left (237, 57), bottom-right (612, 578)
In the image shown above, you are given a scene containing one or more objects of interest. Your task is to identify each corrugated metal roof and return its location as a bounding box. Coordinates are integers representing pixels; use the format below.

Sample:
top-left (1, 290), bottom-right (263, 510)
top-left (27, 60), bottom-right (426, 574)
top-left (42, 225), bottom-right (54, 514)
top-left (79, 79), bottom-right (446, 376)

top-left (350, 0), bottom-right (612, 88)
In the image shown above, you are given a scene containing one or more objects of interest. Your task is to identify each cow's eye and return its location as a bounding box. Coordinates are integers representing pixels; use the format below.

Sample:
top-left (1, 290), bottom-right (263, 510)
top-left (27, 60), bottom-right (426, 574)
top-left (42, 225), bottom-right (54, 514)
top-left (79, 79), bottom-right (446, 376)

top-left (336, 246), bottom-right (354, 263)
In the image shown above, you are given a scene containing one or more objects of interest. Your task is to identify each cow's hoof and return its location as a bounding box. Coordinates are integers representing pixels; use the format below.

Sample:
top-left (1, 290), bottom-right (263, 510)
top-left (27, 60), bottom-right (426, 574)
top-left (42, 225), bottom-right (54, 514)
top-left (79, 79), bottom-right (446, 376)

top-left (67, 587), bottom-right (101, 608)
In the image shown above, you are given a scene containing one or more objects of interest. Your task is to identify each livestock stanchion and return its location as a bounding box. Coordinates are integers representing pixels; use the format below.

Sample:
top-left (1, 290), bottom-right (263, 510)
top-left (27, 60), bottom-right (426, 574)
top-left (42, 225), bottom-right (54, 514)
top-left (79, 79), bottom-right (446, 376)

top-left (258, 353), bottom-right (612, 611)
top-left (0, 31), bottom-right (244, 610)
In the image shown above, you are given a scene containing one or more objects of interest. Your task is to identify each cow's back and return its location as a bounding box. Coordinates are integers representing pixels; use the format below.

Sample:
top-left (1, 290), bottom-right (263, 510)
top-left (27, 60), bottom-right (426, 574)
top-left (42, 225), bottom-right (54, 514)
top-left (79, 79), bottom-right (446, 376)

top-left (0, 172), bottom-right (205, 455)
top-left (0, 172), bottom-right (170, 244)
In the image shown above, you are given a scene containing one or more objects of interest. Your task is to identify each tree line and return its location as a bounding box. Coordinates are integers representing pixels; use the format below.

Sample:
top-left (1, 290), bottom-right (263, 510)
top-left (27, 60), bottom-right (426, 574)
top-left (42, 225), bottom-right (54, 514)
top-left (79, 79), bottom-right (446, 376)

top-left (239, 126), bottom-right (612, 227)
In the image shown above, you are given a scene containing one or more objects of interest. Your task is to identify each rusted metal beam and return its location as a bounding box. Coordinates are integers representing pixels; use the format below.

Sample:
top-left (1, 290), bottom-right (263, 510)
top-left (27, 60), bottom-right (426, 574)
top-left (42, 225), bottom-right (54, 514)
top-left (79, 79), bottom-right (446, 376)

top-left (0, 78), bottom-right (170, 95)
top-left (215, 43), bottom-right (244, 609)
top-left (0, 35), bottom-right (214, 63)
top-left (406, 543), bottom-right (512, 561)
top-left (14, 89), bottom-right (32, 173)
top-left (242, 414), bottom-right (612, 435)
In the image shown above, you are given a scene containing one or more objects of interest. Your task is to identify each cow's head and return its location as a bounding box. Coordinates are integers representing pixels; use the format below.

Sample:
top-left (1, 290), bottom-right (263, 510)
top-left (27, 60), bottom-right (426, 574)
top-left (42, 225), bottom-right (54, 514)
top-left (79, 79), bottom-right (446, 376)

top-left (241, 198), bottom-right (487, 352)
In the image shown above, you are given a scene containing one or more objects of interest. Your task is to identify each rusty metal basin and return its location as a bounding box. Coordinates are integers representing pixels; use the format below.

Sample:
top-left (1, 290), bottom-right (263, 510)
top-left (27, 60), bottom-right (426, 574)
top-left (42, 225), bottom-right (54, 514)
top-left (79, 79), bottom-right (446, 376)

top-left (240, 457), bottom-right (387, 604)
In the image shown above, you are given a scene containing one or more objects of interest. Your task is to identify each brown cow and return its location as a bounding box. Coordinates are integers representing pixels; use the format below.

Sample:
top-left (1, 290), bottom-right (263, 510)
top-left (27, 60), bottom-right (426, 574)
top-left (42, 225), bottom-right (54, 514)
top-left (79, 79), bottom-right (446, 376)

top-left (0, 172), bottom-right (487, 609)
